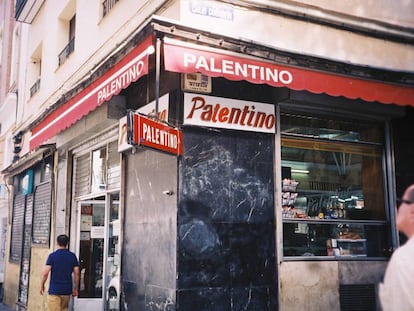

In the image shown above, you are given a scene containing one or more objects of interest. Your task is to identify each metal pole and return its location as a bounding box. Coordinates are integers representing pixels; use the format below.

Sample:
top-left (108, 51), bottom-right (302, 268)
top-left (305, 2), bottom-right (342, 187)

top-left (155, 37), bottom-right (161, 119)
top-left (385, 119), bottom-right (399, 249)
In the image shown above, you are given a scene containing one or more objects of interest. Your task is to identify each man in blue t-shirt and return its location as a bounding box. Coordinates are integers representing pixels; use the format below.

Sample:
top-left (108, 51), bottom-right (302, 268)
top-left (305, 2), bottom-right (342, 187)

top-left (40, 234), bottom-right (80, 311)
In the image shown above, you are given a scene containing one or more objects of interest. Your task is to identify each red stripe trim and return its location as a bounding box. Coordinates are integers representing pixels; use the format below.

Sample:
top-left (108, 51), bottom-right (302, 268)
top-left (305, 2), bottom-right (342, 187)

top-left (164, 40), bottom-right (414, 107)
top-left (30, 35), bottom-right (153, 150)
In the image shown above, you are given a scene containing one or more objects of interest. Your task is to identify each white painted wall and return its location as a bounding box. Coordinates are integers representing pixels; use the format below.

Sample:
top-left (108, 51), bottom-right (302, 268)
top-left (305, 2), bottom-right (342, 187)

top-left (287, 0), bottom-right (414, 28)
top-left (172, 0), bottom-right (414, 71)
top-left (16, 0), bottom-right (170, 154)
top-left (14, 0), bottom-right (414, 157)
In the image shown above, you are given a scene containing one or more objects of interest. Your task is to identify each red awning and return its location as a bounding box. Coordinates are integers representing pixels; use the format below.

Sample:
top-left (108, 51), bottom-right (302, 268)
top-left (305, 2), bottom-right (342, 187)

top-left (163, 38), bottom-right (414, 107)
top-left (30, 36), bottom-right (154, 150)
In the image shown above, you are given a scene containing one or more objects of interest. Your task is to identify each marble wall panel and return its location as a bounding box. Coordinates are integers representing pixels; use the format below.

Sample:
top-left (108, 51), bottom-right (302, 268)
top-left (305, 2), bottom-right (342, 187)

top-left (279, 261), bottom-right (340, 311)
top-left (178, 127), bottom-right (277, 310)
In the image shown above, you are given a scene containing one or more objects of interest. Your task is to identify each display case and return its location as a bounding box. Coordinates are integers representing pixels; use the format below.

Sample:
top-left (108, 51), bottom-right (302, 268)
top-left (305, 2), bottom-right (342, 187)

top-left (282, 217), bottom-right (390, 258)
top-left (333, 239), bottom-right (367, 257)
top-left (279, 112), bottom-right (391, 260)
top-left (281, 175), bottom-right (390, 259)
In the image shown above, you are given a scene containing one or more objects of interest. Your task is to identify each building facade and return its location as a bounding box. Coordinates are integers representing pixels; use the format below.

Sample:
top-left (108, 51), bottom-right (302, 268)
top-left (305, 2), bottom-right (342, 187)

top-left (0, 0), bottom-right (20, 299)
top-left (1, 1), bottom-right (414, 310)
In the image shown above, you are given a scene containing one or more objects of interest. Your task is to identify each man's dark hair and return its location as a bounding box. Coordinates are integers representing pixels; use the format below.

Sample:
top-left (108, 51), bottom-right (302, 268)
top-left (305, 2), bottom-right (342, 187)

top-left (57, 234), bottom-right (69, 247)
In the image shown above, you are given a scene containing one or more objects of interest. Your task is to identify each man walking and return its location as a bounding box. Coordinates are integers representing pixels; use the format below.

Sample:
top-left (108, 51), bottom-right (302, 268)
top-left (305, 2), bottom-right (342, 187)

top-left (40, 234), bottom-right (80, 311)
top-left (379, 184), bottom-right (414, 311)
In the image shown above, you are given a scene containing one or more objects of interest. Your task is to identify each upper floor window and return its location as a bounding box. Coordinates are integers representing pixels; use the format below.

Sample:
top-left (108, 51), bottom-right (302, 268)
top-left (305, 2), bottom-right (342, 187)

top-left (102, 0), bottom-right (120, 18)
top-left (8, 27), bottom-right (20, 91)
top-left (58, 15), bottom-right (76, 66)
top-left (29, 43), bottom-right (42, 98)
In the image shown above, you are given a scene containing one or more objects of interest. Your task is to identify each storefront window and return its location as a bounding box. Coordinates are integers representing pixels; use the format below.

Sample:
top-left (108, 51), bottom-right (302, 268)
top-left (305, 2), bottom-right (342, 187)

top-left (280, 113), bottom-right (384, 144)
top-left (91, 148), bottom-right (107, 192)
top-left (280, 113), bottom-right (390, 259)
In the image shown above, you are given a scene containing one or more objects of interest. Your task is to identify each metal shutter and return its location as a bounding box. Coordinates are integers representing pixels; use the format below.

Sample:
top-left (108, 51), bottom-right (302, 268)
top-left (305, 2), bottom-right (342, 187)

top-left (10, 194), bottom-right (25, 263)
top-left (32, 182), bottom-right (52, 245)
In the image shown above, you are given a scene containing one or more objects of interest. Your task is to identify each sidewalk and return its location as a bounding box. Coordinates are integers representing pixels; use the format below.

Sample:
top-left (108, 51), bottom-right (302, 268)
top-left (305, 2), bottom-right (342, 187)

top-left (0, 302), bottom-right (13, 311)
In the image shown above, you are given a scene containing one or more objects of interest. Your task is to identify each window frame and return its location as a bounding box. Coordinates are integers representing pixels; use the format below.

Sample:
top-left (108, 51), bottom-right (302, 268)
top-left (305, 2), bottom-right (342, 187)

top-left (278, 110), bottom-right (392, 261)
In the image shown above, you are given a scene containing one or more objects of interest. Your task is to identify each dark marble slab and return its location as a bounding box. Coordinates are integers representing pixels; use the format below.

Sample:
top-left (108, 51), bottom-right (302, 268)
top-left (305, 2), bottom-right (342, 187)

top-left (179, 127), bottom-right (274, 224)
top-left (177, 127), bottom-right (278, 310)
top-left (176, 286), bottom-right (277, 311)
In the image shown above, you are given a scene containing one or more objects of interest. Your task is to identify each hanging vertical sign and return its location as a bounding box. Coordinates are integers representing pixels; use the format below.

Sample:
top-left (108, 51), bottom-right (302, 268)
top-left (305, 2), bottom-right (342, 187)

top-left (119, 94), bottom-right (170, 152)
top-left (118, 116), bottom-right (129, 152)
top-left (126, 111), bottom-right (183, 155)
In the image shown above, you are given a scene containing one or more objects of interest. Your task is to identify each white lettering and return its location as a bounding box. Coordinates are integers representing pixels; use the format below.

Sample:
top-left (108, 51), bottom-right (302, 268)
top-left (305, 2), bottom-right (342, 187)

top-left (222, 60), bottom-right (234, 74)
top-left (183, 53), bottom-right (293, 86)
top-left (195, 56), bottom-right (209, 71)
top-left (184, 53), bottom-right (196, 67)
top-left (97, 61), bottom-right (144, 104)
top-left (142, 121), bottom-right (178, 149)
top-left (279, 70), bottom-right (293, 84)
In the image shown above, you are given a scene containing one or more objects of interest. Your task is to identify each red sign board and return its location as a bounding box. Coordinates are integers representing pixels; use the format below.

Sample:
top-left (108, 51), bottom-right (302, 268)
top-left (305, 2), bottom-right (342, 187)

top-left (163, 38), bottom-right (414, 107)
top-left (129, 112), bottom-right (183, 155)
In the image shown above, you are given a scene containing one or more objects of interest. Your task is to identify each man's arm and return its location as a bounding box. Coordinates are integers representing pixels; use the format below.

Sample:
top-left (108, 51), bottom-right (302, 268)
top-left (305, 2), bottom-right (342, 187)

top-left (72, 266), bottom-right (80, 297)
top-left (40, 265), bottom-right (51, 295)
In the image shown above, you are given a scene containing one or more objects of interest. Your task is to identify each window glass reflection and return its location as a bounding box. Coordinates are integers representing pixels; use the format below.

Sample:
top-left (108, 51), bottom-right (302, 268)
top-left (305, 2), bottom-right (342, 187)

top-left (281, 135), bottom-right (390, 258)
top-left (91, 148), bottom-right (107, 192)
top-left (281, 139), bottom-right (385, 220)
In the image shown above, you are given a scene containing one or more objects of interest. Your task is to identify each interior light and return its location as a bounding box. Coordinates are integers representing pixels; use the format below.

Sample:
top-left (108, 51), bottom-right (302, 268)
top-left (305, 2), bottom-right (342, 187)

top-left (291, 169), bottom-right (309, 174)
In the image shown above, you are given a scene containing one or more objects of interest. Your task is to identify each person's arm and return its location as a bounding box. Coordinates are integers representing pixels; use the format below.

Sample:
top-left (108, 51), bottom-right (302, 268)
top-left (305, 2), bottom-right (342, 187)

top-left (40, 265), bottom-right (51, 295)
top-left (72, 266), bottom-right (80, 297)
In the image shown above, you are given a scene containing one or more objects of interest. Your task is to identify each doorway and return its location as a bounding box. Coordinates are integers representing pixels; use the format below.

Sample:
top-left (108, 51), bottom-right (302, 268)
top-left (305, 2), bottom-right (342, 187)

top-left (75, 193), bottom-right (120, 311)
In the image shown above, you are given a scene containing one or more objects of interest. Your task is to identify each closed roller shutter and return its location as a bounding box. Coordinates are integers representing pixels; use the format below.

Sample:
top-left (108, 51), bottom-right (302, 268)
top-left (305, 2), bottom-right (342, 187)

top-left (10, 194), bottom-right (25, 263)
top-left (32, 182), bottom-right (52, 245)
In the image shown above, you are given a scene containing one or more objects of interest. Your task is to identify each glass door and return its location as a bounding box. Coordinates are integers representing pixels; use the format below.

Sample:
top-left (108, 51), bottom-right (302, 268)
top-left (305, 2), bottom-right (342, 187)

top-left (105, 193), bottom-right (121, 310)
top-left (76, 197), bottom-right (106, 310)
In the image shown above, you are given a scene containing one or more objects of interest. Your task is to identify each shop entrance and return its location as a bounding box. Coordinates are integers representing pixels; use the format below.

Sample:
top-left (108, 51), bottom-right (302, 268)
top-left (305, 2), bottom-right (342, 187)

top-left (74, 193), bottom-right (120, 311)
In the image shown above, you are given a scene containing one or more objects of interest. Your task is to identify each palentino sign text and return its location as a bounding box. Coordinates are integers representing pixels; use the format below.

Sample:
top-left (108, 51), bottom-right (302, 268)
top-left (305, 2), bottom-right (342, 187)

top-left (184, 93), bottom-right (275, 133)
top-left (163, 38), bottom-right (414, 106)
top-left (128, 112), bottom-right (183, 155)
top-left (164, 39), bottom-right (293, 88)
top-left (97, 59), bottom-right (147, 105)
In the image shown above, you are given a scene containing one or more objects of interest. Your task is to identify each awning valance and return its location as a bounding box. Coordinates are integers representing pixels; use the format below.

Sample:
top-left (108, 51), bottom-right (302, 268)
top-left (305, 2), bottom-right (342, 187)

top-left (163, 38), bottom-right (414, 107)
top-left (30, 35), bottom-right (154, 150)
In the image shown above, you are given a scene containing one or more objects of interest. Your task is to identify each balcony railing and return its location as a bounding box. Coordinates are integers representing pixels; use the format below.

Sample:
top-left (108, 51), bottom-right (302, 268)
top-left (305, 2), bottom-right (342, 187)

top-left (15, 0), bottom-right (45, 23)
top-left (30, 78), bottom-right (41, 98)
top-left (58, 37), bottom-right (75, 66)
top-left (102, 0), bottom-right (120, 18)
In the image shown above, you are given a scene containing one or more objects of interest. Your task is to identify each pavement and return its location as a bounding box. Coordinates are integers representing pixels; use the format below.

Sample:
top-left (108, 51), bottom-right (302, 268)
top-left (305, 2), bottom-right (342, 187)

top-left (0, 303), bottom-right (13, 311)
